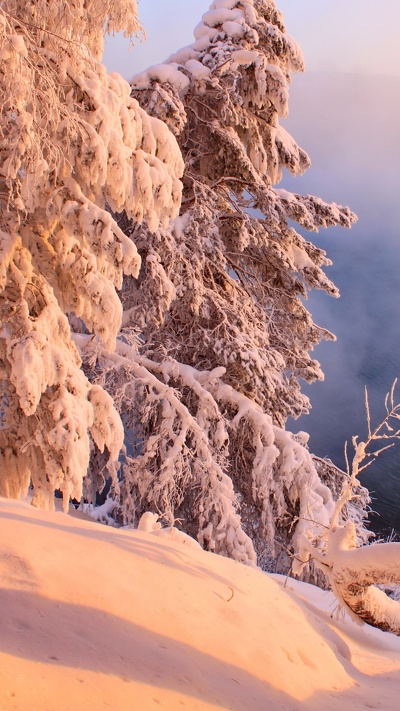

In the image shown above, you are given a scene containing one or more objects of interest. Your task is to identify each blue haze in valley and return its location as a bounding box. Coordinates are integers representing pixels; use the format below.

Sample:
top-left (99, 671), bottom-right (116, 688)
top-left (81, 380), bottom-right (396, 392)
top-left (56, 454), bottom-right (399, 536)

top-left (283, 73), bottom-right (400, 534)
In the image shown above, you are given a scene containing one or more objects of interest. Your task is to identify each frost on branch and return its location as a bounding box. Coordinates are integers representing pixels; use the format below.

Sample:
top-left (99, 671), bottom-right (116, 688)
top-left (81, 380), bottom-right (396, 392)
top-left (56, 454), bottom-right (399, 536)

top-left (0, 1), bottom-right (183, 506)
top-left (300, 383), bottom-right (400, 634)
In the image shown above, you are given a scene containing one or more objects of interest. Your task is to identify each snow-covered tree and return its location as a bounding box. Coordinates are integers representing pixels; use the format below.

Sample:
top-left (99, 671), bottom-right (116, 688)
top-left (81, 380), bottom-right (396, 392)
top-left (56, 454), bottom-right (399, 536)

top-left (80, 0), bottom-right (363, 569)
top-left (0, 0), bottom-right (183, 509)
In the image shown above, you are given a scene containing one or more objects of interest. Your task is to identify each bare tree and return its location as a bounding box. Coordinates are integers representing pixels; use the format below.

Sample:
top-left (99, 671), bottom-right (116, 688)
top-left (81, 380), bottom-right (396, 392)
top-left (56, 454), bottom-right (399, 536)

top-left (299, 382), bottom-right (400, 634)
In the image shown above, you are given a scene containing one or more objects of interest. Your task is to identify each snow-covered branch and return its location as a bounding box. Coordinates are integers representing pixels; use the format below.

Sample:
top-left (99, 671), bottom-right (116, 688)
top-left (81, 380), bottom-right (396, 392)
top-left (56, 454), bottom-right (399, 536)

top-left (80, 333), bottom-right (346, 570)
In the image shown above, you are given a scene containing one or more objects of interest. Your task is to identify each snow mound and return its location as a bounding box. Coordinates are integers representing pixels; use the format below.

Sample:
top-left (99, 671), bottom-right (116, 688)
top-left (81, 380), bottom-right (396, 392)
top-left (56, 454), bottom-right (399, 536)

top-left (1, 497), bottom-right (400, 710)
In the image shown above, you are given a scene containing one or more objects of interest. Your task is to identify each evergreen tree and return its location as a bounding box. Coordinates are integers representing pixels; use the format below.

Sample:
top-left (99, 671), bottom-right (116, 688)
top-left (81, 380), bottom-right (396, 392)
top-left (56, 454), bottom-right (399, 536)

top-left (83, 0), bottom-right (362, 568)
top-left (0, 0), bottom-right (183, 508)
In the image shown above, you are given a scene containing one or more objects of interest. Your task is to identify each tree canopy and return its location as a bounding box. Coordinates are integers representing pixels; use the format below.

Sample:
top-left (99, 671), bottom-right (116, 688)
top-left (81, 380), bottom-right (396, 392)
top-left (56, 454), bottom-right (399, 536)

top-left (0, 0), bottom-right (183, 508)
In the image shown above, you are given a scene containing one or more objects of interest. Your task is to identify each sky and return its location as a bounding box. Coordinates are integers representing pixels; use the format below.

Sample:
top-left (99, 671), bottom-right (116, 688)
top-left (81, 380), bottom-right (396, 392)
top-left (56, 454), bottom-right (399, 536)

top-left (102, 0), bottom-right (400, 79)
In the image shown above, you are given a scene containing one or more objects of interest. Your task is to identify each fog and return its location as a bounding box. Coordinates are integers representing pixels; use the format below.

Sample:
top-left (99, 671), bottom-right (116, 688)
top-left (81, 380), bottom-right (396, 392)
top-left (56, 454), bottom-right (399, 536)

top-left (283, 72), bottom-right (400, 531)
top-left (279, 0), bottom-right (400, 75)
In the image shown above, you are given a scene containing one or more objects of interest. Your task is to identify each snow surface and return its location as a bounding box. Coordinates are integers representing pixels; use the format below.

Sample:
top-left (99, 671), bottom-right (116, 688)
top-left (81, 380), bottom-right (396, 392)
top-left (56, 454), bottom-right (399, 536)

top-left (1, 497), bottom-right (400, 710)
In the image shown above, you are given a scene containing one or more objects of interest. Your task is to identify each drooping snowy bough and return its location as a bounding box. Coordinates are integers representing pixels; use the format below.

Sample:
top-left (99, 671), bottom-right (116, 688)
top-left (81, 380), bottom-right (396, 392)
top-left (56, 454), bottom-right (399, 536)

top-left (77, 0), bottom-right (366, 571)
top-left (0, 0), bottom-right (183, 508)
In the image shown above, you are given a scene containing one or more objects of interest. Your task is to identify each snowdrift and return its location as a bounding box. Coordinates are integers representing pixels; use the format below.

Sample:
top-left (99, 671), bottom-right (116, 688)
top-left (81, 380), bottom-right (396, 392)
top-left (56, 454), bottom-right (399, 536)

top-left (1, 497), bottom-right (400, 710)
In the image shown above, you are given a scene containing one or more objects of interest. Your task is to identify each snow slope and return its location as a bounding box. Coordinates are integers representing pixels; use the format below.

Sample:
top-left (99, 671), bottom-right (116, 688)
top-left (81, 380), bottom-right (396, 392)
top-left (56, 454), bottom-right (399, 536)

top-left (1, 497), bottom-right (400, 711)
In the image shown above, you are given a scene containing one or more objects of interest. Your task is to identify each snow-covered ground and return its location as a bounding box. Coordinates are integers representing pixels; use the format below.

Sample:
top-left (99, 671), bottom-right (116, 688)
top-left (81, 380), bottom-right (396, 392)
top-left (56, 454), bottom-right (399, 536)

top-left (1, 497), bottom-right (400, 711)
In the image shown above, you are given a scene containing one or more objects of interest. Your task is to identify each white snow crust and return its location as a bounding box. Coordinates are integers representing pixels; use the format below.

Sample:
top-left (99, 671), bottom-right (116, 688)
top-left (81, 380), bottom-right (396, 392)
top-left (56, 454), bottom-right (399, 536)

top-left (1, 496), bottom-right (400, 711)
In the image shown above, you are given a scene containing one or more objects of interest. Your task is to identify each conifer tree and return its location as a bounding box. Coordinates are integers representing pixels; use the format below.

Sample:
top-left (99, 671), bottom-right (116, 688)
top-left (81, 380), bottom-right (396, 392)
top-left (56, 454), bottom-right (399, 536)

top-left (0, 0), bottom-right (183, 508)
top-left (82, 0), bottom-right (362, 568)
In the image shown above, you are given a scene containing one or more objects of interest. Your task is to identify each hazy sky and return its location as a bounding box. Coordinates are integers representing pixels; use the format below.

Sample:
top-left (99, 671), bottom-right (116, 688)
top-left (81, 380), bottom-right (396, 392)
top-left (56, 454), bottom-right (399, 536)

top-left (103, 0), bottom-right (400, 78)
